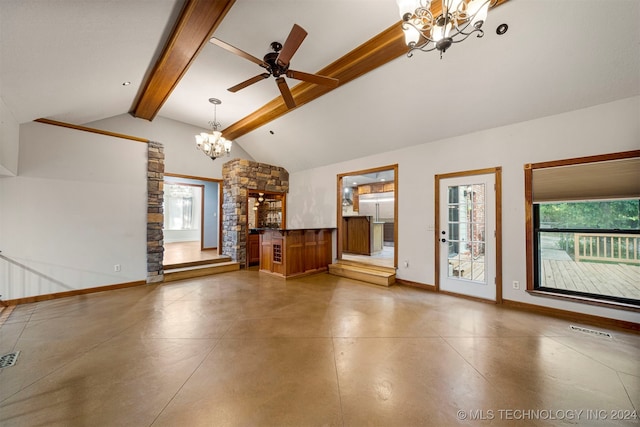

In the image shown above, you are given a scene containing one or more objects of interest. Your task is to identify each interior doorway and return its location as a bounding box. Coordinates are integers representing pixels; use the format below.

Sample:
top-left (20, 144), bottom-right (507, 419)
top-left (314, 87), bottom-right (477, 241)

top-left (162, 174), bottom-right (222, 266)
top-left (337, 164), bottom-right (398, 268)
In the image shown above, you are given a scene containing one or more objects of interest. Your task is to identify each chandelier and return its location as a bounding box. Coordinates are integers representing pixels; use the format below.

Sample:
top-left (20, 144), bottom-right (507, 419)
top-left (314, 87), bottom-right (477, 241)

top-left (397, 0), bottom-right (497, 58)
top-left (195, 98), bottom-right (232, 160)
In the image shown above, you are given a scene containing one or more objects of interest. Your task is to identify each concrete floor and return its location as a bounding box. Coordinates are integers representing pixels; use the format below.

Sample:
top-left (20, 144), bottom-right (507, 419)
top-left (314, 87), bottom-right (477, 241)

top-left (0, 271), bottom-right (638, 426)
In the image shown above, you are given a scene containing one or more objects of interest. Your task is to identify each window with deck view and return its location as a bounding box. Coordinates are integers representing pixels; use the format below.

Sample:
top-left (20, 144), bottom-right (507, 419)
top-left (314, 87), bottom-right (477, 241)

top-left (534, 200), bottom-right (639, 305)
top-left (526, 152), bottom-right (640, 307)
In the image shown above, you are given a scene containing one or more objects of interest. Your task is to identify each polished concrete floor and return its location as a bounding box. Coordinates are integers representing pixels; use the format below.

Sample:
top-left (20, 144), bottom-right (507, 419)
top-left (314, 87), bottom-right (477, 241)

top-left (0, 271), bottom-right (638, 426)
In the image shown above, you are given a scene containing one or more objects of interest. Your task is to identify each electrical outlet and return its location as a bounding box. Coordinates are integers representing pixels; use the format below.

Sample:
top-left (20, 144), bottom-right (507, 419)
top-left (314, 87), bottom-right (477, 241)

top-left (512, 280), bottom-right (520, 290)
top-left (114, 264), bottom-right (121, 272)
top-left (403, 261), bottom-right (409, 268)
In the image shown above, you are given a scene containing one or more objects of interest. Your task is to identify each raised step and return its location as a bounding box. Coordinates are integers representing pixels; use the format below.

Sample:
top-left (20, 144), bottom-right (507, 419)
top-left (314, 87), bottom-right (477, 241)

top-left (329, 260), bottom-right (396, 287)
top-left (164, 261), bottom-right (240, 282)
top-left (164, 256), bottom-right (233, 270)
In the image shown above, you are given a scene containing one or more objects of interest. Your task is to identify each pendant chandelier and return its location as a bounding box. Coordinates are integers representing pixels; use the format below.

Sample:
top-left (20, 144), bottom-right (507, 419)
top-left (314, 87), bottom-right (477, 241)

top-left (397, 0), bottom-right (497, 58)
top-left (195, 98), bottom-right (232, 161)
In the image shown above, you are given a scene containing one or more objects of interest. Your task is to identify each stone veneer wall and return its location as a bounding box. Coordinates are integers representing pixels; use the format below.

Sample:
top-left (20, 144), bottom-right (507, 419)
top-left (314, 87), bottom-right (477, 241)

top-left (147, 141), bottom-right (164, 283)
top-left (222, 159), bottom-right (289, 266)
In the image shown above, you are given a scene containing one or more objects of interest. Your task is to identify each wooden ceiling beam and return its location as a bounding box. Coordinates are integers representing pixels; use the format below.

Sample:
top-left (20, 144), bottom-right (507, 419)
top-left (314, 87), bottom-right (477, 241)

top-left (130, 0), bottom-right (235, 121)
top-left (223, 0), bottom-right (509, 140)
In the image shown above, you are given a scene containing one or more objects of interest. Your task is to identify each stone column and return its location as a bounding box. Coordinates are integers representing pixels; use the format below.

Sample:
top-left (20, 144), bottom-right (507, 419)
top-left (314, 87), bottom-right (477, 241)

top-left (147, 141), bottom-right (164, 283)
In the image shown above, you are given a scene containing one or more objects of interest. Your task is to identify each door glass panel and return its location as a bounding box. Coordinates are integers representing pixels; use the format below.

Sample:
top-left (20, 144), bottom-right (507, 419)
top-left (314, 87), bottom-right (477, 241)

top-left (447, 184), bottom-right (486, 284)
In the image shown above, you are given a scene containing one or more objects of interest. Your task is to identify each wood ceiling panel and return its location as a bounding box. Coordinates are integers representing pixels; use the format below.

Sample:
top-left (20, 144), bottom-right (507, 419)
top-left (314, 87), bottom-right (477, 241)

top-left (130, 0), bottom-right (235, 121)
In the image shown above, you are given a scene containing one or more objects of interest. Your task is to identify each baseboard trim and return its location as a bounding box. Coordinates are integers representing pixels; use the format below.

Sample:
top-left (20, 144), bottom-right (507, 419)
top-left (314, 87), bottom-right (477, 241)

top-left (397, 279), bottom-right (639, 332)
top-left (395, 279), bottom-right (436, 292)
top-left (439, 290), bottom-right (498, 304)
top-left (4, 280), bottom-right (147, 306)
top-left (502, 299), bottom-right (640, 332)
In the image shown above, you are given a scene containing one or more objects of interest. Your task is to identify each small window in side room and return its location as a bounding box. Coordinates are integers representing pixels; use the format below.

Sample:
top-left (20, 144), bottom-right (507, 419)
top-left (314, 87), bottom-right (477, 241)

top-left (525, 152), bottom-right (640, 308)
top-left (163, 184), bottom-right (200, 230)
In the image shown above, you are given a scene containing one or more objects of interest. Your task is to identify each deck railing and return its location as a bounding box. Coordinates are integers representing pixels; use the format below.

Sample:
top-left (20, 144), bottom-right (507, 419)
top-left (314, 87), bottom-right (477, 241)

top-left (574, 233), bottom-right (640, 264)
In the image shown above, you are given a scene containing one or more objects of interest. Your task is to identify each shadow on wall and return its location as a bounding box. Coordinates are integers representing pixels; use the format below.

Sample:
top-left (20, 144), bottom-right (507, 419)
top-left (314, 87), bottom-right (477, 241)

top-left (0, 252), bottom-right (74, 300)
top-left (289, 173), bottom-right (330, 228)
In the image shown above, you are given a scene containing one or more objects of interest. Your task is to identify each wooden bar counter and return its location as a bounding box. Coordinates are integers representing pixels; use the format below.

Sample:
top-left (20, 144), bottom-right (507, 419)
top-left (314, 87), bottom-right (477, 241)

top-left (259, 228), bottom-right (334, 278)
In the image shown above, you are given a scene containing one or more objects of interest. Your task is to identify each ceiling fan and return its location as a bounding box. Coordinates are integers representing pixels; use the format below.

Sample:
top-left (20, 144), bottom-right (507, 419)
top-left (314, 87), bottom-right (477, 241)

top-left (209, 24), bottom-right (339, 109)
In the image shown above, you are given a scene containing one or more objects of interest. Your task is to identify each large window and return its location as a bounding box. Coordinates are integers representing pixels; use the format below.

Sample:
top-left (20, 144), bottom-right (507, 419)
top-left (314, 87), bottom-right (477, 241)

top-left (526, 151), bottom-right (640, 308)
top-left (534, 200), bottom-right (639, 304)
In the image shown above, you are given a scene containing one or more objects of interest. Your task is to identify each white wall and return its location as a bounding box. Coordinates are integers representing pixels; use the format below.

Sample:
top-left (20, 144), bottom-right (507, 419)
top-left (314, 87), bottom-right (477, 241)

top-left (87, 114), bottom-right (254, 179)
top-left (288, 96), bottom-right (640, 323)
top-left (0, 122), bottom-right (147, 300)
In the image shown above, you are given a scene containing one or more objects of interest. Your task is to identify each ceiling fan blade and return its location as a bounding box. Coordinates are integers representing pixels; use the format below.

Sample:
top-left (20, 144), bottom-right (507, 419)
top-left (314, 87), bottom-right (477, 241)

top-left (275, 77), bottom-right (296, 109)
top-left (286, 70), bottom-right (339, 88)
top-left (276, 24), bottom-right (307, 67)
top-left (228, 73), bottom-right (270, 93)
top-left (209, 37), bottom-right (266, 68)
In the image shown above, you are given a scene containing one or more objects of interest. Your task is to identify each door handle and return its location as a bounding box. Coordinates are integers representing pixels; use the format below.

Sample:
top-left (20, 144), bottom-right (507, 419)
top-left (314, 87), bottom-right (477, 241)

top-left (441, 238), bottom-right (446, 243)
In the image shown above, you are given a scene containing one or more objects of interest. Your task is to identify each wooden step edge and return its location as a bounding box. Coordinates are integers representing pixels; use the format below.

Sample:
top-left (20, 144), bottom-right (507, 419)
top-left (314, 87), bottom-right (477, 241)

top-left (164, 261), bottom-right (237, 273)
top-left (164, 262), bottom-right (240, 282)
top-left (329, 266), bottom-right (396, 287)
top-left (335, 259), bottom-right (396, 274)
top-left (329, 263), bottom-right (395, 277)
top-left (164, 257), bottom-right (232, 270)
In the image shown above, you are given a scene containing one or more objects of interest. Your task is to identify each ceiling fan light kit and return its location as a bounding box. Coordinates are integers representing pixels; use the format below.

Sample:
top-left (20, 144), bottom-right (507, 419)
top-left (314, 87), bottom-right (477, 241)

top-left (210, 24), bottom-right (339, 109)
top-left (397, 0), bottom-right (497, 58)
top-left (194, 98), bottom-right (233, 161)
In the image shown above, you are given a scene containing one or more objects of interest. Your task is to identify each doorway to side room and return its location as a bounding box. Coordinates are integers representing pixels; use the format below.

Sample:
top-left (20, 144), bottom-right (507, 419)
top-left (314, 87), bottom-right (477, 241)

top-left (337, 165), bottom-right (398, 269)
top-left (163, 175), bottom-right (222, 266)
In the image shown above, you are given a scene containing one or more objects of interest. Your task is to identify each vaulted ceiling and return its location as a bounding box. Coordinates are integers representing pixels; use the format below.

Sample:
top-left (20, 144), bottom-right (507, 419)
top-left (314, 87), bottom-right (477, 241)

top-left (1, 0), bottom-right (639, 173)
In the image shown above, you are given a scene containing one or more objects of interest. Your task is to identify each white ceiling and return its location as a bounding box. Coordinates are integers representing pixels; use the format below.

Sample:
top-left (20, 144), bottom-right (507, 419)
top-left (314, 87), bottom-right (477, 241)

top-left (1, 0), bottom-right (639, 173)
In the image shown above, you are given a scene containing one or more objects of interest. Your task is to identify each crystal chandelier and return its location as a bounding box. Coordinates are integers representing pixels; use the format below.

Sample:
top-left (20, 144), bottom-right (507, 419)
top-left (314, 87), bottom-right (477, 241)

top-left (397, 0), bottom-right (497, 58)
top-left (195, 98), bottom-right (232, 160)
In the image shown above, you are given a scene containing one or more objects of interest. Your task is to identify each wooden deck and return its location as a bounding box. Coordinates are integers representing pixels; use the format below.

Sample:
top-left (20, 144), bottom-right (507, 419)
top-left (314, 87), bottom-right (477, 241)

top-left (542, 259), bottom-right (640, 300)
top-left (448, 257), bottom-right (486, 282)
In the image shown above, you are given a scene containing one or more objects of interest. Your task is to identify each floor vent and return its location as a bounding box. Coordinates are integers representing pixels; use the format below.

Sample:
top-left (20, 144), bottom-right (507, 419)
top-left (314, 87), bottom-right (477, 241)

top-left (569, 325), bottom-right (613, 338)
top-left (0, 351), bottom-right (20, 368)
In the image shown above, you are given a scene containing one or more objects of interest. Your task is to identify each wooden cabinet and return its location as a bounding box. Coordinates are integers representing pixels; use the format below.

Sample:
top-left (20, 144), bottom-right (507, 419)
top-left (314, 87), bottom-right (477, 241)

top-left (357, 182), bottom-right (394, 195)
top-left (248, 233), bottom-right (260, 266)
top-left (259, 228), bottom-right (334, 278)
top-left (342, 216), bottom-right (383, 255)
top-left (383, 221), bottom-right (394, 244)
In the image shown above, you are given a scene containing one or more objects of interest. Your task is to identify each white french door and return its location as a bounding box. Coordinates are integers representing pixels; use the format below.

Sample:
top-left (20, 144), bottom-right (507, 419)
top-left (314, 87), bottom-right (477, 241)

top-left (438, 173), bottom-right (497, 301)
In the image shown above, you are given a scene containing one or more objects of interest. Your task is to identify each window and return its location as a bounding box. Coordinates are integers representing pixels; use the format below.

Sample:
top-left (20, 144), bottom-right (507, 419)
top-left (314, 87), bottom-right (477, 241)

top-left (535, 200), bottom-right (639, 304)
top-left (525, 151), bottom-right (640, 307)
top-left (164, 184), bottom-right (200, 230)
